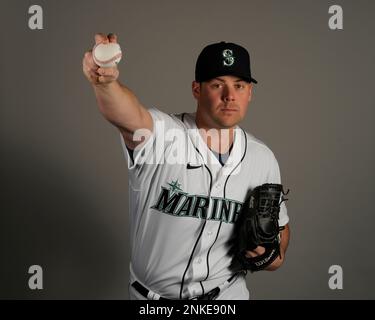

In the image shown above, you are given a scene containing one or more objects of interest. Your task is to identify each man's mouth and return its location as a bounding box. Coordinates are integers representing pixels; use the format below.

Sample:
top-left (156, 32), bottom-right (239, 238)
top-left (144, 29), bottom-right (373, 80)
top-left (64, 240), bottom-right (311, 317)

top-left (221, 108), bottom-right (238, 112)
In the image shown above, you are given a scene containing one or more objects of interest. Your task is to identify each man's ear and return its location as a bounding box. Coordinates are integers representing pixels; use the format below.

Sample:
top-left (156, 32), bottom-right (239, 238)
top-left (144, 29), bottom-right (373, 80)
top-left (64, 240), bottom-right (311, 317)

top-left (192, 81), bottom-right (201, 99)
top-left (248, 83), bottom-right (253, 102)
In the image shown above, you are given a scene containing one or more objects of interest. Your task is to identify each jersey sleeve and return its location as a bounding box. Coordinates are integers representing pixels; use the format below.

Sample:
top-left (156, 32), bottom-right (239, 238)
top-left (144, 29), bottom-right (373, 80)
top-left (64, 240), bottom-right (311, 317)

top-left (266, 152), bottom-right (289, 227)
top-left (119, 107), bottom-right (180, 190)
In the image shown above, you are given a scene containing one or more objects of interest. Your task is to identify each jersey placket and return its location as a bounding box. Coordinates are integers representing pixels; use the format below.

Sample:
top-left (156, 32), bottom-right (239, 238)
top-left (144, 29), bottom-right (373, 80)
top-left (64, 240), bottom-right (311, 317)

top-left (186, 165), bottom-right (226, 298)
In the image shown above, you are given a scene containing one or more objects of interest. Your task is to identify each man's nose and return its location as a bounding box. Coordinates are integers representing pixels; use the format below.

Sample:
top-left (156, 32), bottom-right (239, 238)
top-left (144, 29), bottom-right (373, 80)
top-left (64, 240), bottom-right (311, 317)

top-left (222, 86), bottom-right (235, 102)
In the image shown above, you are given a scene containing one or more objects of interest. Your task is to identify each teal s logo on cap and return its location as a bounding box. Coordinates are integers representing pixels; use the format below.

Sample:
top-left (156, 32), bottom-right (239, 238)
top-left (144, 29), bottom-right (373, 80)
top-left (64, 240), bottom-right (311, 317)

top-left (222, 49), bottom-right (234, 66)
top-left (195, 41), bottom-right (257, 83)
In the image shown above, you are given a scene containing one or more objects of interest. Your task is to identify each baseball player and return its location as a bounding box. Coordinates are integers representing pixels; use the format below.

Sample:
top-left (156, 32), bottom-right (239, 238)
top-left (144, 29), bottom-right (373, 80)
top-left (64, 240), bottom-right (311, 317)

top-left (82, 34), bottom-right (290, 300)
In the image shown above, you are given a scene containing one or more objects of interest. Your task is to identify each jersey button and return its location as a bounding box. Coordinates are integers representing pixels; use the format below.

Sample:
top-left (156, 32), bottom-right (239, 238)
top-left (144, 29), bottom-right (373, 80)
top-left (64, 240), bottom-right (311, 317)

top-left (215, 183), bottom-right (222, 189)
top-left (207, 231), bottom-right (213, 236)
top-left (196, 258), bottom-right (202, 264)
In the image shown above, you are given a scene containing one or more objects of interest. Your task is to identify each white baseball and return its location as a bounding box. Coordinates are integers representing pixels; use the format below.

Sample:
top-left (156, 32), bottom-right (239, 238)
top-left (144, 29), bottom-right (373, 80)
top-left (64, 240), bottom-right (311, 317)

top-left (92, 42), bottom-right (122, 67)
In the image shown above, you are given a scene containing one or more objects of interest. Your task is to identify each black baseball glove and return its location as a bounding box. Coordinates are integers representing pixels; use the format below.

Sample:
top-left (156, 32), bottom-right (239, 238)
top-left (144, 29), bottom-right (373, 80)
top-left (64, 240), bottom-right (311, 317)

top-left (233, 183), bottom-right (289, 272)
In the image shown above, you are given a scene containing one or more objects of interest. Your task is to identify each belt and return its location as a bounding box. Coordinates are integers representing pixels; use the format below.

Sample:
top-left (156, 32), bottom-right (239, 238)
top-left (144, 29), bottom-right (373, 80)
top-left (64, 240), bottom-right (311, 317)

top-left (131, 281), bottom-right (171, 300)
top-left (131, 273), bottom-right (240, 300)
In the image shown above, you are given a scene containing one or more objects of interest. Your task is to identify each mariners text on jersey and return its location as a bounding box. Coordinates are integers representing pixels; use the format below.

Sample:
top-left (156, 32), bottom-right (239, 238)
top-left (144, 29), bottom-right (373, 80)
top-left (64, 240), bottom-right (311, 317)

top-left (151, 183), bottom-right (243, 224)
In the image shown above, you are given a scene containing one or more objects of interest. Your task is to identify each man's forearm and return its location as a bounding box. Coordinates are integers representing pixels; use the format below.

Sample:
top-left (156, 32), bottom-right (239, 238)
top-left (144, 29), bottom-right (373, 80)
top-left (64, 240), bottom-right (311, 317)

top-left (265, 224), bottom-right (290, 271)
top-left (93, 81), bottom-right (145, 132)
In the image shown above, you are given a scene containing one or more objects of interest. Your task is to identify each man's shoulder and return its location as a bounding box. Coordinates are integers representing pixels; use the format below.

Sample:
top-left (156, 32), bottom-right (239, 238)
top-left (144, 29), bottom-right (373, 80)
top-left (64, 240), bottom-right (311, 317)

top-left (147, 107), bottom-right (189, 129)
top-left (241, 128), bottom-right (276, 159)
top-left (172, 111), bottom-right (195, 124)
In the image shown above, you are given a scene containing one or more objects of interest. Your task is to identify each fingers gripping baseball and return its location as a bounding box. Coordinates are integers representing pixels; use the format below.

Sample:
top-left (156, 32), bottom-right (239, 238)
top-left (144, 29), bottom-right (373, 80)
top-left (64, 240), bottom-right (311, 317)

top-left (95, 33), bottom-right (118, 44)
top-left (82, 33), bottom-right (121, 85)
top-left (97, 67), bottom-right (119, 83)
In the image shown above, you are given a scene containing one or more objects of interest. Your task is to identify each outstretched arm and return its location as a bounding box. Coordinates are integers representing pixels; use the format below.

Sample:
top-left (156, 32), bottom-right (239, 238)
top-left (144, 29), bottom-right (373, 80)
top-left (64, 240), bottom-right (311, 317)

top-left (82, 33), bottom-right (153, 149)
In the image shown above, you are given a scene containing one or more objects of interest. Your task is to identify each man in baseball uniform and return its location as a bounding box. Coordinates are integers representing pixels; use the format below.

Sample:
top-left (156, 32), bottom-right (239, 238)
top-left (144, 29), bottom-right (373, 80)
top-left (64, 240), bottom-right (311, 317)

top-left (82, 34), bottom-right (290, 300)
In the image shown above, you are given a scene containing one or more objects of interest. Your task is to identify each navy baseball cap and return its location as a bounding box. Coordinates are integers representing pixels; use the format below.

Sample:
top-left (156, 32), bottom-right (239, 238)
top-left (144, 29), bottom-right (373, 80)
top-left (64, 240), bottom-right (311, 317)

top-left (195, 41), bottom-right (257, 84)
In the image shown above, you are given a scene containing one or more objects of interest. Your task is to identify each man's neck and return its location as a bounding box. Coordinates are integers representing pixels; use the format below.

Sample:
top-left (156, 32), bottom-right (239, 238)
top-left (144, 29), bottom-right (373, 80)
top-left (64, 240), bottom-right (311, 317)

top-left (196, 123), bottom-right (235, 154)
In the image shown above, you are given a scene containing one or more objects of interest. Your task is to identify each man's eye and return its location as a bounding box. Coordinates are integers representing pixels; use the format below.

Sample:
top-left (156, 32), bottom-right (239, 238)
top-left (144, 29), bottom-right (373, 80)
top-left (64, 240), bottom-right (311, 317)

top-left (235, 84), bottom-right (245, 89)
top-left (212, 83), bottom-right (221, 88)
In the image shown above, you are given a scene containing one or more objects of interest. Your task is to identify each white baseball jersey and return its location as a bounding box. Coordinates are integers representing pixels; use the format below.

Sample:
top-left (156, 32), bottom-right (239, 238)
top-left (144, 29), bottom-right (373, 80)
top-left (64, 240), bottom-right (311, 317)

top-left (120, 107), bottom-right (289, 300)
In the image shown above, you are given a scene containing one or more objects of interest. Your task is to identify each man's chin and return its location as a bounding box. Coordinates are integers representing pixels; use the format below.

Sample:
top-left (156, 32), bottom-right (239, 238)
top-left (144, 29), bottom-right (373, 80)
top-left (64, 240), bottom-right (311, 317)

top-left (216, 117), bottom-right (242, 129)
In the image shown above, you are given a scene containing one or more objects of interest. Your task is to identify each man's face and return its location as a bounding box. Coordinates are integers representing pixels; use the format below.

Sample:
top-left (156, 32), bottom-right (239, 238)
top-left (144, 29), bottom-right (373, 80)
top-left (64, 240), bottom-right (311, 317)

top-left (192, 75), bottom-right (253, 129)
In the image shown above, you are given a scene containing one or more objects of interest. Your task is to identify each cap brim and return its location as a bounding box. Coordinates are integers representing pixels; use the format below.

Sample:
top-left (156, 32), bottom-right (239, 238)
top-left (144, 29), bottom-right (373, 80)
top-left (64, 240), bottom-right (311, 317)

top-left (239, 75), bottom-right (257, 84)
top-left (196, 73), bottom-right (258, 84)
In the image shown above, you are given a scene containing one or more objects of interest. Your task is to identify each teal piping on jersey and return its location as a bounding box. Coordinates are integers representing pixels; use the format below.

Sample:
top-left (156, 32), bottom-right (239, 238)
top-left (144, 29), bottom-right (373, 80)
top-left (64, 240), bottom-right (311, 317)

top-left (202, 129), bottom-right (247, 286)
top-left (178, 111), bottom-right (248, 299)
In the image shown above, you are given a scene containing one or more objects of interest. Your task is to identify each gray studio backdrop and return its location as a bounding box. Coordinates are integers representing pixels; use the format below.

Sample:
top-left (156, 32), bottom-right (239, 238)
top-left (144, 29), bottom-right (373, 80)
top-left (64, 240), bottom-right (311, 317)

top-left (1, 0), bottom-right (374, 299)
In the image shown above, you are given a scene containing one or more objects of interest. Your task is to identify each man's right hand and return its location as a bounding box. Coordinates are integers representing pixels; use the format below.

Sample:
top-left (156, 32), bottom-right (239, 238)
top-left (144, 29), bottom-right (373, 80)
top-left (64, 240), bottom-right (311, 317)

top-left (82, 33), bottom-right (120, 86)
